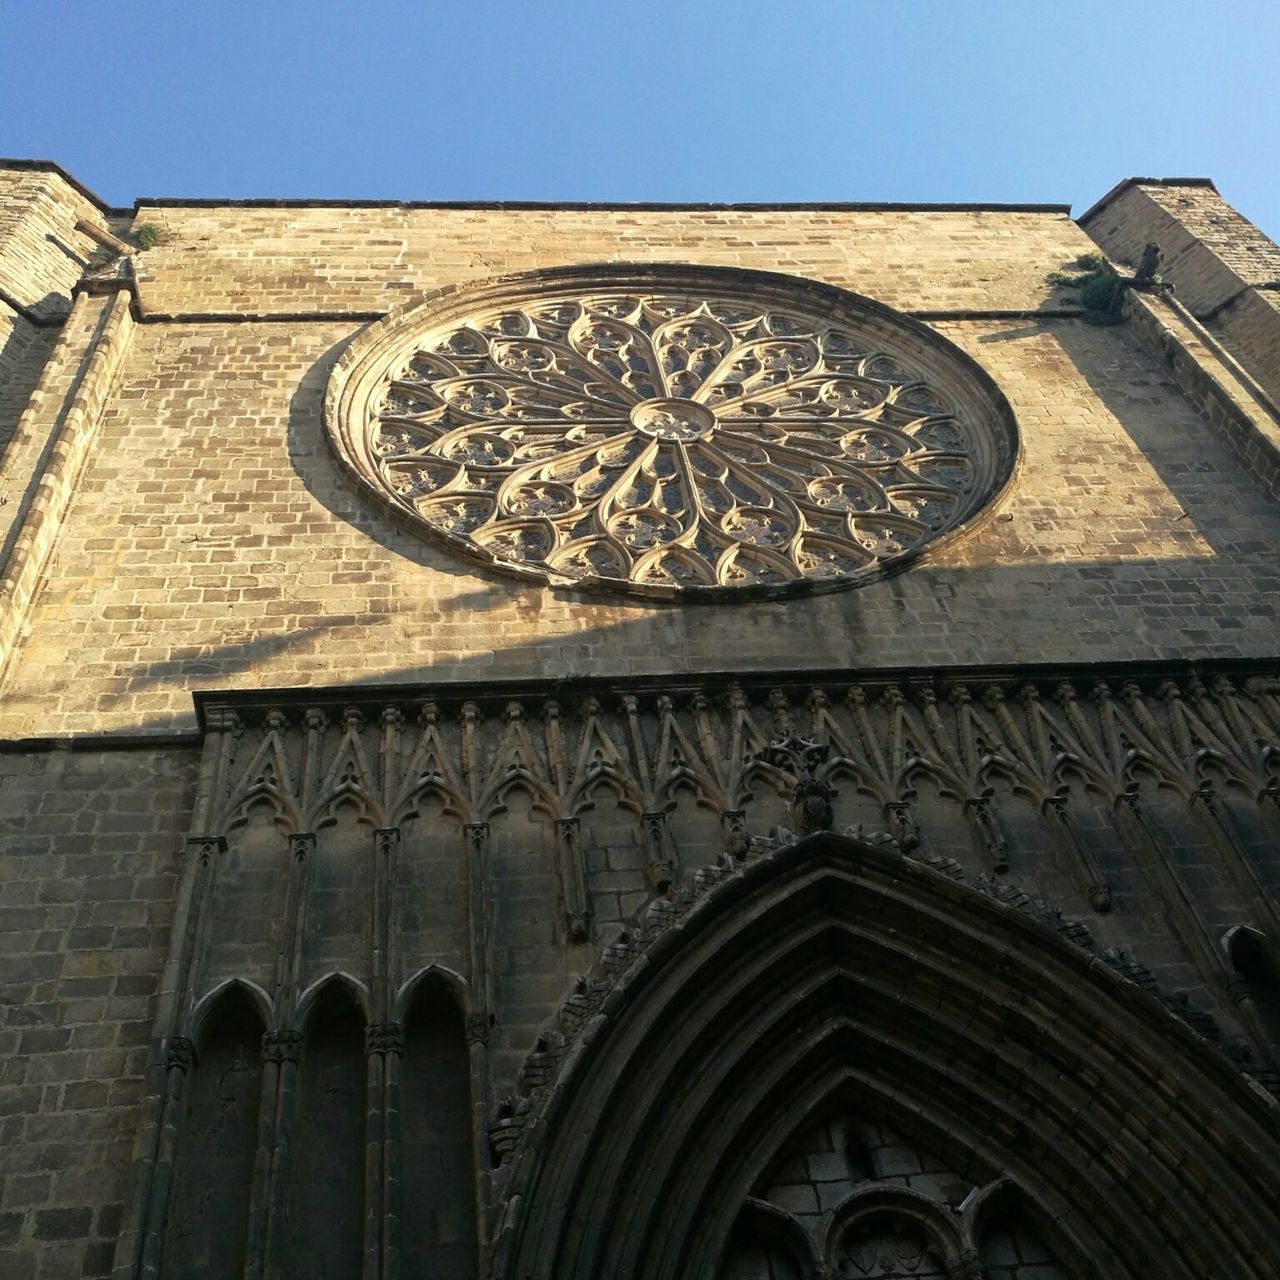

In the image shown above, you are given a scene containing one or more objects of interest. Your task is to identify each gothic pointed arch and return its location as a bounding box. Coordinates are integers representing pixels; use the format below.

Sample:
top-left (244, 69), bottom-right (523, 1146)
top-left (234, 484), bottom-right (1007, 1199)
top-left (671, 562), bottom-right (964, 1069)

top-left (492, 833), bottom-right (1280, 1280)
top-left (401, 967), bottom-right (481, 1279)
top-left (283, 977), bottom-right (367, 1278)
top-left (159, 984), bottom-right (266, 1280)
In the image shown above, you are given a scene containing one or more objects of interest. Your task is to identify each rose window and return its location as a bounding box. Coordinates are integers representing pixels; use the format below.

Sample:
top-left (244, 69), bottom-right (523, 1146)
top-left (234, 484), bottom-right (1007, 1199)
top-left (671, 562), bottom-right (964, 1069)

top-left (327, 266), bottom-right (1018, 599)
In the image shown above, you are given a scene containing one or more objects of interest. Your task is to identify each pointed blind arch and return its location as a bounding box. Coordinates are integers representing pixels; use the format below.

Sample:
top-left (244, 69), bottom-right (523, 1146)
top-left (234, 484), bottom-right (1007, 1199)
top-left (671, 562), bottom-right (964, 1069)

top-left (401, 970), bottom-right (480, 1279)
top-left (283, 978), bottom-right (367, 1279)
top-left (159, 984), bottom-right (266, 1280)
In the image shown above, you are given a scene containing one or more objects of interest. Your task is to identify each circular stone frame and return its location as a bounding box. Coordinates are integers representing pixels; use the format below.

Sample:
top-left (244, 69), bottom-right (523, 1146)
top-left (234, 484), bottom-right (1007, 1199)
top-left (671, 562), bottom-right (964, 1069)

top-left (324, 263), bottom-right (1021, 603)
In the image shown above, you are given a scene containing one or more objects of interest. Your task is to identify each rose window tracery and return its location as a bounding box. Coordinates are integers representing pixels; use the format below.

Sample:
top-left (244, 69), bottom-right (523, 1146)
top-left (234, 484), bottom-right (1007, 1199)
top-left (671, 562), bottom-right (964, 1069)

top-left (327, 266), bottom-right (1018, 599)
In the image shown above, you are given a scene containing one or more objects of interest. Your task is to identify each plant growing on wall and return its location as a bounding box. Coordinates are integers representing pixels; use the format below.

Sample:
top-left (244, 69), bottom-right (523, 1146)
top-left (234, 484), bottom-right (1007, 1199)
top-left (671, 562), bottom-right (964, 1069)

top-left (131, 221), bottom-right (170, 250)
top-left (1048, 252), bottom-right (1124, 322)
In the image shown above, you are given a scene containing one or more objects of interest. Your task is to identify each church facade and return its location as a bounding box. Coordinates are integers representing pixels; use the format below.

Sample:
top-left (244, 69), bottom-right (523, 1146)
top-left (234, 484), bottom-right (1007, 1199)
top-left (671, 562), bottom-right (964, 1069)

top-left (2, 159), bottom-right (1280, 1278)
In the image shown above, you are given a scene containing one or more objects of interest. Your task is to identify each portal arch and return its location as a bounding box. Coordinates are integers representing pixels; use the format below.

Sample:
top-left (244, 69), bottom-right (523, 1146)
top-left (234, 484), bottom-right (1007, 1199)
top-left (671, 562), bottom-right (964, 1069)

top-left (493, 833), bottom-right (1280, 1279)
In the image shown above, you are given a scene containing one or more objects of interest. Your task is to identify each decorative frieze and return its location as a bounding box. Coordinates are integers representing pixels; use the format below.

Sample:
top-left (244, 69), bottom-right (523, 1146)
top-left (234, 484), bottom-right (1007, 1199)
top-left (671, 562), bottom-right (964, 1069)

top-left (197, 666), bottom-right (1280, 869)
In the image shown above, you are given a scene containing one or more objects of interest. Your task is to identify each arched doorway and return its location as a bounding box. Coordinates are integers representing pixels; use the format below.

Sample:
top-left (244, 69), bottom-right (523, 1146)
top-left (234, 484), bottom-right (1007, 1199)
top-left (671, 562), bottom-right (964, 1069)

top-left (493, 833), bottom-right (1280, 1279)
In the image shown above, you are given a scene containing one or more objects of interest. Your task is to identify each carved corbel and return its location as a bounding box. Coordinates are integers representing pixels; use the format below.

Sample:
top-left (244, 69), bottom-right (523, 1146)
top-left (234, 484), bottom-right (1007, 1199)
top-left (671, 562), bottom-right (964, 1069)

top-left (947, 1248), bottom-right (985, 1280)
top-left (756, 732), bottom-right (834, 835)
top-left (884, 800), bottom-right (920, 851)
top-left (261, 1028), bottom-right (302, 1064)
top-left (164, 1035), bottom-right (195, 1074)
top-left (490, 1096), bottom-right (531, 1166)
top-left (364, 1021), bottom-right (404, 1057)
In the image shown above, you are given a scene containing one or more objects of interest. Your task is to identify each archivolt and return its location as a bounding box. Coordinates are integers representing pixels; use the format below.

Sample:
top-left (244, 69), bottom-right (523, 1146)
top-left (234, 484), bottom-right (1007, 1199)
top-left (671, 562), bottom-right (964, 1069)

top-left (492, 833), bottom-right (1280, 1280)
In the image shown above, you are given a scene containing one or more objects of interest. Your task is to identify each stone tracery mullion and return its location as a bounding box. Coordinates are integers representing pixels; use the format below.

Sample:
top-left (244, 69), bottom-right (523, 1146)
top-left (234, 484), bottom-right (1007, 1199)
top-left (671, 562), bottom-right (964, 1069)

top-left (569, 311), bottom-right (669, 402)
top-left (651, 311), bottom-right (736, 400)
top-left (592, 437), bottom-right (668, 535)
top-left (711, 371), bottom-right (875, 414)
top-left (490, 332), bottom-right (642, 410)
top-left (666, 440), bottom-right (738, 549)
top-left (690, 338), bottom-right (822, 411)
top-left (493, 425), bottom-right (636, 478)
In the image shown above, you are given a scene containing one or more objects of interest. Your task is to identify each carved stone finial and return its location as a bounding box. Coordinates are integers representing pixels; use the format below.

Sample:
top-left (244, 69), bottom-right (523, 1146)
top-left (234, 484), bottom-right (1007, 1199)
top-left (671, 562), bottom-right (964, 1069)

top-left (755, 731), bottom-right (829, 778)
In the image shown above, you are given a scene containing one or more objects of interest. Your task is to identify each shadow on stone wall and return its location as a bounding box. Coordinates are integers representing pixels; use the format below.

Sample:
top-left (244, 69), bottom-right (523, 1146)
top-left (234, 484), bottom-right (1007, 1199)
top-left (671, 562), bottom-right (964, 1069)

top-left (0, 293), bottom-right (62, 455)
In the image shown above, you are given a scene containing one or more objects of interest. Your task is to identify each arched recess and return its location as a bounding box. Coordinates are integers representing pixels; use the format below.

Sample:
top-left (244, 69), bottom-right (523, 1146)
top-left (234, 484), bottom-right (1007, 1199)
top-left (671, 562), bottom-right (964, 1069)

top-left (970, 1182), bottom-right (1072, 1280)
top-left (718, 1199), bottom-right (813, 1279)
top-left (1227, 925), bottom-right (1280, 1058)
top-left (401, 970), bottom-right (480, 1280)
top-left (159, 984), bottom-right (265, 1280)
top-left (283, 978), bottom-right (367, 1279)
top-left (493, 833), bottom-right (1280, 1280)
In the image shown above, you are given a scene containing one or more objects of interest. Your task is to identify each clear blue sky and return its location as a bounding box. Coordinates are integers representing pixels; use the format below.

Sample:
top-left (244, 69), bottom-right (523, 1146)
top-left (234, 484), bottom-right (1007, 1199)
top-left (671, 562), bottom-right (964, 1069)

top-left (2, 1), bottom-right (1277, 236)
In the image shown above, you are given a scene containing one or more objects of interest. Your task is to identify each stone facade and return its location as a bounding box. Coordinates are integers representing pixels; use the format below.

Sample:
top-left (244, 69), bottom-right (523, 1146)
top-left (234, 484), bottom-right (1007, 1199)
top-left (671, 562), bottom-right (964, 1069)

top-left (0, 160), bottom-right (1278, 1279)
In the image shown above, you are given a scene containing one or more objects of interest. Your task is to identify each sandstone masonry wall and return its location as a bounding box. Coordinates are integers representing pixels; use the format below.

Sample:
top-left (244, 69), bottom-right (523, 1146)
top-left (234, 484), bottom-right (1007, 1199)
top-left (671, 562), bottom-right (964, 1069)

top-left (128, 203), bottom-right (1088, 317)
top-left (1, 168), bottom-right (1278, 1280)
top-left (3, 307), bottom-right (1279, 737)
top-left (1083, 179), bottom-right (1280, 406)
top-left (0, 745), bottom-right (196, 1280)
top-left (2, 190), bottom-right (1280, 737)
